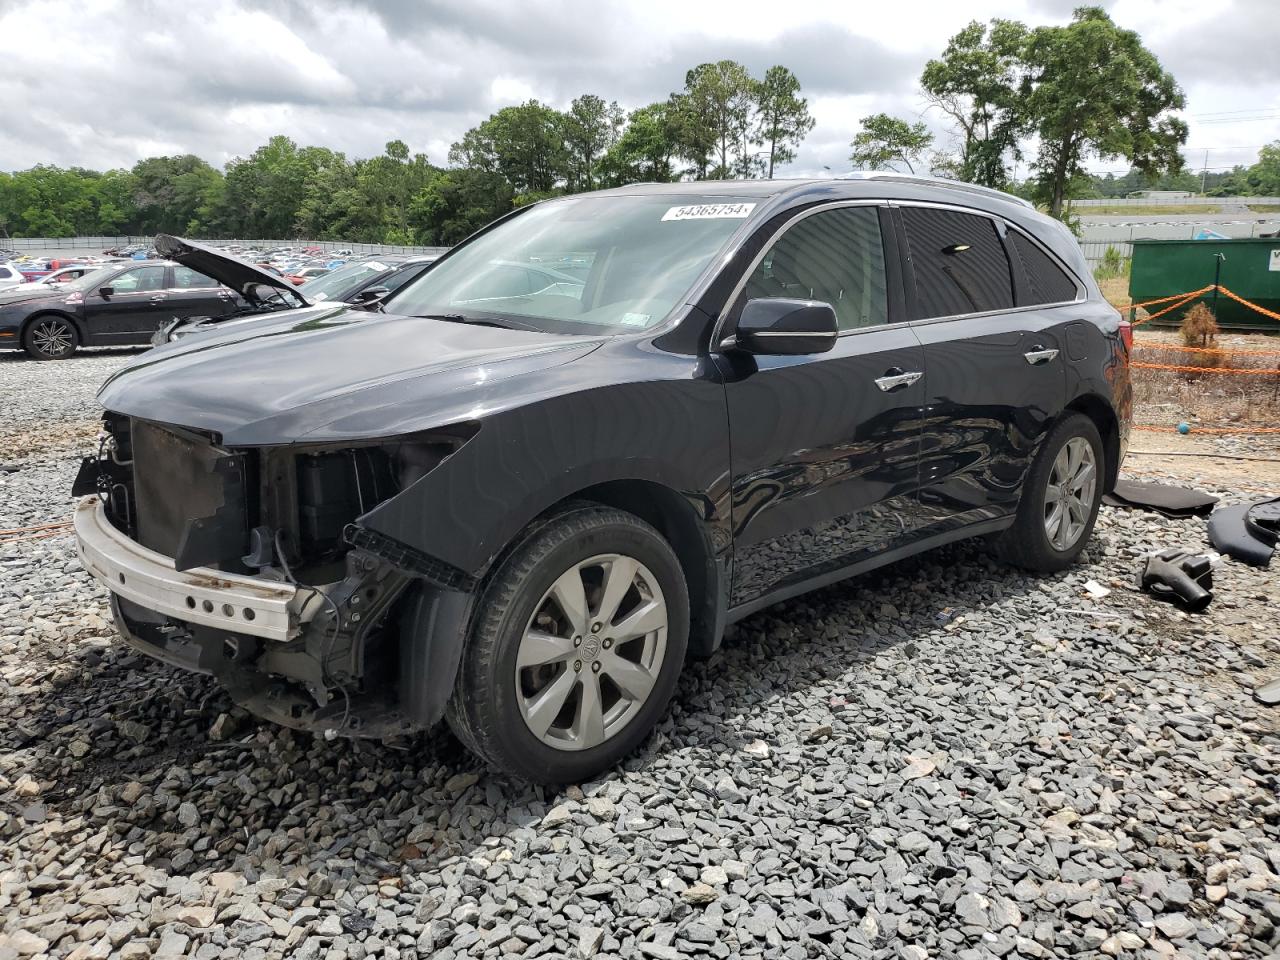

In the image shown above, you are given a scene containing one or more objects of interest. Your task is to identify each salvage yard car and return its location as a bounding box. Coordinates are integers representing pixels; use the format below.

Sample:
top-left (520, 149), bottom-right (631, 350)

top-left (72, 176), bottom-right (1131, 783)
top-left (0, 256), bottom-right (307, 359)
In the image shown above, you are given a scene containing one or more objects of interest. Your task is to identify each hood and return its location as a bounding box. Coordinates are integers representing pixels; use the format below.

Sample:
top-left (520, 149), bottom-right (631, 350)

top-left (154, 234), bottom-right (309, 306)
top-left (97, 306), bottom-right (605, 445)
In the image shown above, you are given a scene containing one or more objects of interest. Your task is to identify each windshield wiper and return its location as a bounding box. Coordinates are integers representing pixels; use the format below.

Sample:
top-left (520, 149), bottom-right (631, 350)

top-left (412, 313), bottom-right (540, 332)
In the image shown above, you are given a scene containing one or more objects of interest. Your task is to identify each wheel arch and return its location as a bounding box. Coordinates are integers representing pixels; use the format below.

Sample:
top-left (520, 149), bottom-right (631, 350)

top-left (22, 309), bottom-right (85, 344)
top-left (1064, 393), bottom-right (1120, 492)
top-left (567, 478), bottom-right (724, 658)
top-left (396, 476), bottom-right (726, 731)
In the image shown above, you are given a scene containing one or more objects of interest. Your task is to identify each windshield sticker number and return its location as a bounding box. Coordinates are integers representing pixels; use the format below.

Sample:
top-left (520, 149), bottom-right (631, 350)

top-left (662, 203), bottom-right (756, 222)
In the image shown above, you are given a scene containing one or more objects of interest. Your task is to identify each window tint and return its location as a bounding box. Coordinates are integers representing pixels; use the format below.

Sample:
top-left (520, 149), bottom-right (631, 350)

top-left (381, 263), bottom-right (430, 294)
top-left (744, 206), bottom-right (887, 331)
top-left (172, 266), bottom-right (219, 289)
top-left (1008, 230), bottom-right (1079, 305)
top-left (110, 266), bottom-right (167, 293)
top-left (901, 207), bottom-right (1014, 318)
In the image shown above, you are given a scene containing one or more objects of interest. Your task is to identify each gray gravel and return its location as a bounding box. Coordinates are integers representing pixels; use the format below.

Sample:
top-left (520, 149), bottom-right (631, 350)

top-left (2, 351), bottom-right (1279, 959)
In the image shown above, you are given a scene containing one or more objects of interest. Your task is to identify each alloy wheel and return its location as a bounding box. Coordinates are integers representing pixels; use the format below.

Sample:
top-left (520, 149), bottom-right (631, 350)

top-left (515, 553), bottom-right (668, 752)
top-left (31, 319), bottom-right (74, 357)
top-left (1043, 436), bottom-right (1097, 551)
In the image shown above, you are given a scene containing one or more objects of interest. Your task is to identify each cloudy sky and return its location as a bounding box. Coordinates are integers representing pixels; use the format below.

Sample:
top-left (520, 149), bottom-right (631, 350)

top-left (1, 0), bottom-right (1276, 178)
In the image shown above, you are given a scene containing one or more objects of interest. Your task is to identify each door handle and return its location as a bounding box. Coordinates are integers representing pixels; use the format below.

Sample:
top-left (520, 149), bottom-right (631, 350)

top-left (149, 293), bottom-right (167, 302)
top-left (1024, 346), bottom-right (1059, 365)
top-left (874, 368), bottom-right (924, 392)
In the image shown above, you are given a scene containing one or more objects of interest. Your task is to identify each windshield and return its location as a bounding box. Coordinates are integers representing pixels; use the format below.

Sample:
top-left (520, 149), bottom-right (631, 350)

top-left (387, 194), bottom-right (757, 333)
top-left (299, 260), bottom-right (391, 302)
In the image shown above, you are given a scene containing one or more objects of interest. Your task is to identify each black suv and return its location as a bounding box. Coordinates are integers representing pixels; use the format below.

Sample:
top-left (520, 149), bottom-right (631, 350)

top-left (73, 176), bottom-right (1131, 783)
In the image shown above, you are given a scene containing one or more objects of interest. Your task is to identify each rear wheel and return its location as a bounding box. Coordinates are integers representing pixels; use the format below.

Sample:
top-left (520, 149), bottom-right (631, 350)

top-left (446, 505), bottom-right (688, 784)
top-left (23, 316), bottom-right (78, 360)
top-left (997, 413), bottom-right (1104, 572)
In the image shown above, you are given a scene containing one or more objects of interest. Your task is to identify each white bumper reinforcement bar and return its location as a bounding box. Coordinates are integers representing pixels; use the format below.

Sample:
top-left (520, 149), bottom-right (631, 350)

top-left (74, 497), bottom-right (315, 642)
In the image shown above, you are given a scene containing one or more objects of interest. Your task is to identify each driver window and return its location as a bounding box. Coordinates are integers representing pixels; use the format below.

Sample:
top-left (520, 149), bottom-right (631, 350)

top-left (111, 266), bottom-right (167, 293)
top-left (744, 206), bottom-right (888, 331)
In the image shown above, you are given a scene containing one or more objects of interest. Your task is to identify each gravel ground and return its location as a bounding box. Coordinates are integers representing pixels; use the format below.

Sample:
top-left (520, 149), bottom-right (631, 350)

top-left (2, 351), bottom-right (1278, 960)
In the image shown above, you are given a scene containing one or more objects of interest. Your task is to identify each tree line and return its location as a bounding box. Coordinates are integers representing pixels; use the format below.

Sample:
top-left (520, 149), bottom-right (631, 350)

top-left (0, 61), bottom-right (813, 246)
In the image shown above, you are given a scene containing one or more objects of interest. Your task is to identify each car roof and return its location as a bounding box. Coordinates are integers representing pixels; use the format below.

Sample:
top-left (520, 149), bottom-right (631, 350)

top-left (587, 174), bottom-right (1032, 210)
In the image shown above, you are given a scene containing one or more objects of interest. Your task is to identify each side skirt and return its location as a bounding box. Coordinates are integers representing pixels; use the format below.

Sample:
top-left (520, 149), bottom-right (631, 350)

top-left (724, 516), bottom-right (1014, 625)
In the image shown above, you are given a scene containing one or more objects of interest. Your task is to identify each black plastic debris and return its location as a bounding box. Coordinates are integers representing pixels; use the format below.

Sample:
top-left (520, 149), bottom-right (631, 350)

top-left (1137, 548), bottom-right (1215, 612)
top-left (1208, 496), bottom-right (1279, 568)
top-left (1102, 479), bottom-right (1218, 519)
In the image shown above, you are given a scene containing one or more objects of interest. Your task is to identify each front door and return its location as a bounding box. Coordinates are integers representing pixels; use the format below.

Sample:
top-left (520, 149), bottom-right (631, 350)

top-left (719, 204), bottom-right (926, 609)
top-left (896, 205), bottom-right (1069, 533)
top-left (85, 264), bottom-right (170, 343)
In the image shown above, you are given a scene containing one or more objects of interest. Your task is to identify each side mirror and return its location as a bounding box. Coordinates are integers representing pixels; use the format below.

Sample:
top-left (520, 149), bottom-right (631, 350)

top-left (98, 286), bottom-right (114, 298)
top-left (350, 285), bottom-right (390, 306)
top-left (731, 298), bottom-right (838, 355)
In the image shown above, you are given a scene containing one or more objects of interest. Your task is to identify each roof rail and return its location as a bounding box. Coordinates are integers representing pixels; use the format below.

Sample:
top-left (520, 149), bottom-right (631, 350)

top-left (840, 171), bottom-right (1033, 209)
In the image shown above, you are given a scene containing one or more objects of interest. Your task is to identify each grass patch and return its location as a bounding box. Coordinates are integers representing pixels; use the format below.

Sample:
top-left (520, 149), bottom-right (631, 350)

top-left (1247, 204), bottom-right (1280, 213)
top-left (1073, 203), bottom-right (1222, 216)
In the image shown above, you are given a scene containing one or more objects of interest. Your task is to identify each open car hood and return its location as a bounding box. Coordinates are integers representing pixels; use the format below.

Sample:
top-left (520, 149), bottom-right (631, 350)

top-left (154, 234), bottom-right (310, 307)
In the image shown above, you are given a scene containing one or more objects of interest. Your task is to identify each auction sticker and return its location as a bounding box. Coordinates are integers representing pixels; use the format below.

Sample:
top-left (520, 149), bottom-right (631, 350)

top-left (1270, 249), bottom-right (1280, 272)
top-left (662, 202), bottom-right (756, 222)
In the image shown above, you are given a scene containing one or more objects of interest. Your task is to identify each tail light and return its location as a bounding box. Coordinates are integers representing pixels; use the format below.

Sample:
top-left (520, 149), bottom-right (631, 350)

top-left (1118, 316), bottom-right (1132, 356)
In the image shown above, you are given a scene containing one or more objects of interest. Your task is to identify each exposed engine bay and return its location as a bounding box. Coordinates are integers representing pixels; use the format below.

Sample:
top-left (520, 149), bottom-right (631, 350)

top-left (73, 414), bottom-right (474, 736)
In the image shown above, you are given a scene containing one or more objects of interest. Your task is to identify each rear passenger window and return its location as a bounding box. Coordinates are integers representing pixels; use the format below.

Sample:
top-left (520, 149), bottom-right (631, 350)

top-left (901, 207), bottom-right (1014, 318)
top-left (744, 206), bottom-right (887, 331)
top-left (1007, 230), bottom-right (1079, 305)
top-left (172, 266), bottom-right (219, 289)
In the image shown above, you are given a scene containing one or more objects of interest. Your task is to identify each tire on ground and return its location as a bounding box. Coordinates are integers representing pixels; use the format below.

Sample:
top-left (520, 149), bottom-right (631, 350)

top-left (997, 412), bottom-right (1105, 573)
top-left (22, 315), bottom-right (79, 360)
top-left (445, 504), bottom-right (689, 784)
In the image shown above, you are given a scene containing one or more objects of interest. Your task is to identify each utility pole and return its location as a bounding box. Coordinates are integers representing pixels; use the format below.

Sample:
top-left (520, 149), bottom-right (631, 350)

top-left (1201, 149), bottom-right (1209, 195)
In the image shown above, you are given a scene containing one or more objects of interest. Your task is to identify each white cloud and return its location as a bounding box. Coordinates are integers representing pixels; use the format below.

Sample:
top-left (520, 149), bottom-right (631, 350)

top-left (0, 0), bottom-right (1275, 176)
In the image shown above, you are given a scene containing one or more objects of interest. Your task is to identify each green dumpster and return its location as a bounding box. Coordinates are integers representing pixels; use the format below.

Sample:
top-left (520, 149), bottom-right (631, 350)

top-left (1128, 237), bottom-right (1280, 331)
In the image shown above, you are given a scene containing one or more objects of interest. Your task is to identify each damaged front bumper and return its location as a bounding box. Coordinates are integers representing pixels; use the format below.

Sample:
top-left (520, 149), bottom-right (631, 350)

top-left (74, 496), bottom-right (318, 642)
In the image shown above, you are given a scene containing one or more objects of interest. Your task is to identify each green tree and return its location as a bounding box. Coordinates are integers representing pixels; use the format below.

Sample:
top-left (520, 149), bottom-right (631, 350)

top-left (599, 102), bottom-right (679, 185)
top-left (1245, 141), bottom-right (1280, 195)
top-left (409, 168), bottom-right (514, 245)
top-left (753, 66), bottom-right (814, 179)
top-left (1021, 6), bottom-right (1187, 217)
top-left (564, 94), bottom-right (625, 191)
top-left (676, 61), bottom-right (756, 179)
top-left (850, 114), bottom-right (934, 174)
top-left (921, 19), bottom-right (1028, 188)
top-left (449, 101), bottom-right (570, 195)
top-left (130, 155), bottom-right (224, 234)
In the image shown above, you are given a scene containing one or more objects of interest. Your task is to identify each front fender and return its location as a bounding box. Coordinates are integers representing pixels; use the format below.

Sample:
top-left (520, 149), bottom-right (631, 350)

top-left (355, 377), bottom-right (732, 579)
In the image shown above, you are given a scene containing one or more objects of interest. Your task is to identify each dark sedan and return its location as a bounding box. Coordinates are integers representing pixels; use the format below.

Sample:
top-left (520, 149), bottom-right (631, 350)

top-left (0, 261), bottom-right (242, 359)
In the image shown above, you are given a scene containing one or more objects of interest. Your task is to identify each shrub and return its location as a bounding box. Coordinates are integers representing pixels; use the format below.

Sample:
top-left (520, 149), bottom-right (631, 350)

top-left (1180, 302), bottom-right (1219, 348)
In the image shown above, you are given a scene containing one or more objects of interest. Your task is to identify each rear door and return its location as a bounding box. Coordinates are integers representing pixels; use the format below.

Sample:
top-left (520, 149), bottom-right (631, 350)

top-left (169, 265), bottom-right (239, 321)
top-left (720, 203), bottom-right (927, 609)
top-left (899, 204), bottom-right (1073, 533)
top-left (84, 264), bottom-right (170, 343)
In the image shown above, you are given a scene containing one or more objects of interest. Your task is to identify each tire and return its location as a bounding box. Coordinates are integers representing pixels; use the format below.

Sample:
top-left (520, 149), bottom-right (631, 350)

top-left (23, 315), bottom-right (79, 360)
top-left (997, 413), bottom-right (1105, 573)
top-left (446, 505), bottom-right (689, 784)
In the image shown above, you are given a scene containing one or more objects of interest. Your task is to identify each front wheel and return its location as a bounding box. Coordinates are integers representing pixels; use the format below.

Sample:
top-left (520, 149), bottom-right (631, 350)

top-left (997, 413), bottom-right (1104, 573)
top-left (23, 316), bottom-right (79, 360)
top-left (446, 505), bottom-right (689, 784)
